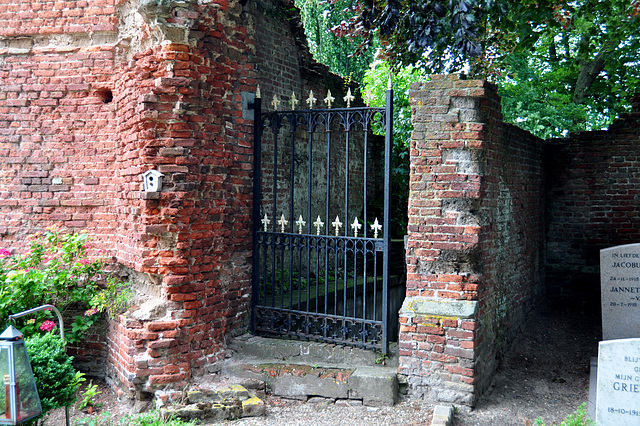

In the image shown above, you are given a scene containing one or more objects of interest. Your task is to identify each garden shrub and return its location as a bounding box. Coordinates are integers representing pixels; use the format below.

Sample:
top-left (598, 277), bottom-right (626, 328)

top-left (25, 332), bottom-right (84, 414)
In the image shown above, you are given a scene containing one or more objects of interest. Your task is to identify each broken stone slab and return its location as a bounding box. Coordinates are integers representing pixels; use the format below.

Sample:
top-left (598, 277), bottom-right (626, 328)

top-left (162, 402), bottom-right (242, 422)
top-left (158, 384), bottom-right (264, 422)
top-left (431, 405), bottom-right (455, 426)
top-left (217, 384), bottom-right (250, 400)
top-left (242, 396), bottom-right (266, 418)
top-left (347, 366), bottom-right (398, 406)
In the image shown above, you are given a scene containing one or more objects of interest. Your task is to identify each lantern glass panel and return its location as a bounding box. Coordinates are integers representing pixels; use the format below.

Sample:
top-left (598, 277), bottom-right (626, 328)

top-left (0, 342), bottom-right (42, 424)
top-left (13, 341), bottom-right (41, 421)
top-left (0, 346), bottom-right (9, 421)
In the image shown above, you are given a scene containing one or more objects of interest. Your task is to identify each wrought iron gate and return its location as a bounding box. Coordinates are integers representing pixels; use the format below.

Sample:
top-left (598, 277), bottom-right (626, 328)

top-left (250, 86), bottom-right (393, 353)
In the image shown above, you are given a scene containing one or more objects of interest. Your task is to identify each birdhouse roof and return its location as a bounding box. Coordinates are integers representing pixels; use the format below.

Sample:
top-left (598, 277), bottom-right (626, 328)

top-left (142, 170), bottom-right (164, 178)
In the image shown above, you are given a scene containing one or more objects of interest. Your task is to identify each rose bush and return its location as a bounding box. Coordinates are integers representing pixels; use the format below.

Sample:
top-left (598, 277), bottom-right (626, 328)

top-left (0, 229), bottom-right (131, 343)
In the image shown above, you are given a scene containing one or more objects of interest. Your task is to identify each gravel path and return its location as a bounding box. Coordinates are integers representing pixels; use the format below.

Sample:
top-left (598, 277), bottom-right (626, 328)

top-left (206, 398), bottom-right (433, 425)
top-left (44, 301), bottom-right (598, 426)
top-left (209, 301), bottom-right (598, 426)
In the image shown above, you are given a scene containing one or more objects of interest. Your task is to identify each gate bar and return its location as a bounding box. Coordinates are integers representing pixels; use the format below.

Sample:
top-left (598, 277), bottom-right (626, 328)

top-left (382, 78), bottom-right (394, 354)
top-left (250, 94), bottom-right (262, 334)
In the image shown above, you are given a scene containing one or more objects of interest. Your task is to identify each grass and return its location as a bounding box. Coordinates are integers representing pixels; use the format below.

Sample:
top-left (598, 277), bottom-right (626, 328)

top-left (534, 403), bottom-right (594, 426)
top-left (73, 410), bottom-right (199, 426)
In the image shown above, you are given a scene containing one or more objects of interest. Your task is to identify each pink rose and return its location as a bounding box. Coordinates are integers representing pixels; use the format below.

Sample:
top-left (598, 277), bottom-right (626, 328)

top-left (0, 249), bottom-right (11, 257)
top-left (39, 320), bottom-right (56, 332)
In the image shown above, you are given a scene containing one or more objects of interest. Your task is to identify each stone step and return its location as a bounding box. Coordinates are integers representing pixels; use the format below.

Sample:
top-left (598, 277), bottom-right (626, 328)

top-left (228, 334), bottom-right (399, 368)
top-left (220, 361), bottom-right (399, 406)
top-left (208, 335), bottom-right (401, 406)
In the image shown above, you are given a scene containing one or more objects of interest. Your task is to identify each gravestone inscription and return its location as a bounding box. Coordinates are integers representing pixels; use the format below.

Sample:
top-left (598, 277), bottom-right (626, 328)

top-left (601, 244), bottom-right (640, 341)
top-left (596, 339), bottom-right (640, 425)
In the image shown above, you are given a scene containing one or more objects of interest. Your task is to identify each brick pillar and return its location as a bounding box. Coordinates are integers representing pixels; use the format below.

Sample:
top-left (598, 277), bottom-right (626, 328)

top-left (105, 0), bottom-right (257, 399)
top-left (400, 75), bottom-right (545, 406)
top-left (399, 75), bottom-right (484, 405)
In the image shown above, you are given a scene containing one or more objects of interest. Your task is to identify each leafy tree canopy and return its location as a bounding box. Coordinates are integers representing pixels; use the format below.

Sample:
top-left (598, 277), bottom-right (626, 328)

top-left (295, 0), bottom-right (377, 83)
top-left (326, 0), bottom-right (640, 137)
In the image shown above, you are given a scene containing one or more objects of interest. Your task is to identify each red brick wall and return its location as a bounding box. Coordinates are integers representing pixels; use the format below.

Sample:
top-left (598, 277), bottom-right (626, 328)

top-left (400, 75), bottom-right (545, 405)
top-left (0, 0), bottom-right (348, 399)
top-left (0, 0), bottom-right (257, 397)
top-left (545, 95), bottom-right (640, 307)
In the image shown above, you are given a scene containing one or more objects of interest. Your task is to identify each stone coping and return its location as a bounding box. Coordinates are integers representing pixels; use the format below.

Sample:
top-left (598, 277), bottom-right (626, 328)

top-left (400, 297), bottom-right (478, 319)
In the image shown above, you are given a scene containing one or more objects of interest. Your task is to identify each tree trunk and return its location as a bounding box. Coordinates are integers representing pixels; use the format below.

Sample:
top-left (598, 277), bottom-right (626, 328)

top-left (572, 53), bottom-right (607, 104)
top-left (572, 34), bottom-right (616, 104)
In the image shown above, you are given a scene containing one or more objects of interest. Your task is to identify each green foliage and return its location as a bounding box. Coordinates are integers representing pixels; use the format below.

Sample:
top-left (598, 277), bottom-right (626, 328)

top-left (77, 380), bottom-right (103, 411)
top-left (363, 60), bottom-right (427, 236)
top-left (0, 229), bottom-right (132, 343)
top-left (120, 410), bottom-right (200, 426)
top-left (328, 0), bottom-right (510, 72)
top-left (497, 53), bottom-right (615, 138)
top-left (74, 411), bottom-right (199, 426)
top-left (90, 276), bottom-right (134, 318)
top-left (375, 352), bottom-right (389, 365)
top-left (329, 0), bottom-right (640, 137)
top-left (74, 412), bottom-right (112, 426)
top-left (495, 0), bottom-right (640, 138)
top-left (295, 0), bottom-right (376, 83)
top-left (25, 332), bottom-right (85, 415)
top-left (533, 403), bottom-right (594, 426)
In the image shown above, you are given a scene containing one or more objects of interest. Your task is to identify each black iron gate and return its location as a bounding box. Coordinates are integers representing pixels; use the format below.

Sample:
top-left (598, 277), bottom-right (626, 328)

top-left (250, 86), bottom-right (393, 353)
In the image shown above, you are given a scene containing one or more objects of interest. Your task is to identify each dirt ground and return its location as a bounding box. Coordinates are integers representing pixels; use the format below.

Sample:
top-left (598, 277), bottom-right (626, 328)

top-left (40, 299), bottom-right (600, 425)
top-left (454, 299), bottom-right (600, 425)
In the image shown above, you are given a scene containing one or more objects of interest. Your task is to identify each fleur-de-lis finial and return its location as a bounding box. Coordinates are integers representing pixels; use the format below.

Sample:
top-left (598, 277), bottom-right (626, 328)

top-left (351, 217), bottom-right (362, 238)
top-left (256, 85), bottom-right (261, 99)
top-left (324, 90), bottom-right (335, 108)
top-left (332, 215), bottom-right (343, 237)
top-left (278, 214), bottom-right (289, 233)
top-left (271, 94), bottom-right (280, 111)
top-left (313, 215), bottom-right (324, 236)
top-left (296, 215), bottom-right (306, 234)
top-left (371, 218), bottom-right (382, 239)
top-left (261, 213), bottom-right (270, 232)
top-left (364, 87), bottom-right (373, 106)
top-left (306, 90), bottom-right (317, 109)
top-left (344, 88), bottom-right (355, 108)
top-left (290, 92), bottom-right (299, 110)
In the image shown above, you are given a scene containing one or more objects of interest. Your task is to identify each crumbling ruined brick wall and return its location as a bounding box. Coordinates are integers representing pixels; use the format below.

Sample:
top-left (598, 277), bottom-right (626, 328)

top-left (545, 94), bottom-right (640, 307)
top-left (400, 75), bottom-right (546, 406)
top-left (0, 0), bottom-right (350, 400)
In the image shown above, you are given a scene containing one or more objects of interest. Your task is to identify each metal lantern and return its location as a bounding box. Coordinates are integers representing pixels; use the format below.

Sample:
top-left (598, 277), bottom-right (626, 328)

top-left (0, 325), bottom-right (42, 425)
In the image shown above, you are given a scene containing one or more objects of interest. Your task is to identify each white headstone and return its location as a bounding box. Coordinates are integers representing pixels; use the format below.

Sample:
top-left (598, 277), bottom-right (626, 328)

top-left (596, 338), bottom-right (640, 425)
top-left (601, 244), bottom-right (640, 340)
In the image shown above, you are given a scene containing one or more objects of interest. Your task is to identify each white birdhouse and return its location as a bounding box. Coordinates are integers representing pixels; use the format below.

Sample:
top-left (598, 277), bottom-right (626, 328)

top-left (142, 170), bottom-right (164, 192)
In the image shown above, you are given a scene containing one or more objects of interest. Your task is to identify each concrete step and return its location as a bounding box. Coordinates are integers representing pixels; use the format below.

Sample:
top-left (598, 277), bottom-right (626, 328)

top-left (213, 334), bottom-right (400, 406)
